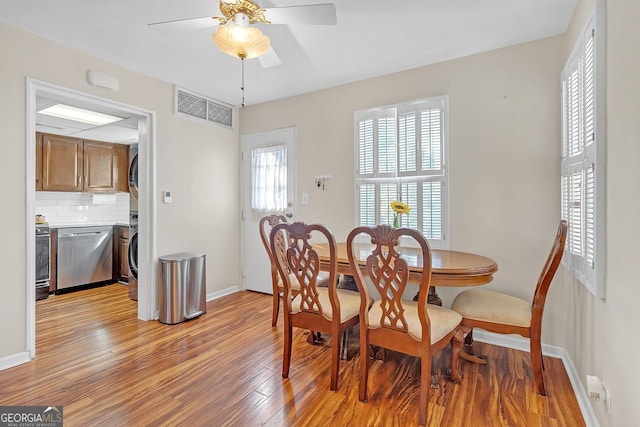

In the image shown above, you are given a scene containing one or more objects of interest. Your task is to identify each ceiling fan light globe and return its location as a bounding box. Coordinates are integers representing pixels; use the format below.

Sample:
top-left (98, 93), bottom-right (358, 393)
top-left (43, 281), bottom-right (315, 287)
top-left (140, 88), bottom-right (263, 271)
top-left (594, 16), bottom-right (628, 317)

top-left (213, 25), bottom-right (270, 59)
top-left (228, 23), bottom-right (250, 43)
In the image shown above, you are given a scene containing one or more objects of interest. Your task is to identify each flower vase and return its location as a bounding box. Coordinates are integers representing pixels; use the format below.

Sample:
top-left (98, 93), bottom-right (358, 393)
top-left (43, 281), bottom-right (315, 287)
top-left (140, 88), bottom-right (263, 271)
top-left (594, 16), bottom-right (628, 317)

top-left (393, 213), bottom-right (399, 228)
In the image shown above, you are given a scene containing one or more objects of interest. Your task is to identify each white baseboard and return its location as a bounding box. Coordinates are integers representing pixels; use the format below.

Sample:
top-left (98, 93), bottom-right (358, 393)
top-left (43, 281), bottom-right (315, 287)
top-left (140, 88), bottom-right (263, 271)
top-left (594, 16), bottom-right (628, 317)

top-left (474, 330), bottom-right (599, 427)
top-left (206, 285), bottom-right (240, 302)
top-left (0, 352), bottom-right (31, 371)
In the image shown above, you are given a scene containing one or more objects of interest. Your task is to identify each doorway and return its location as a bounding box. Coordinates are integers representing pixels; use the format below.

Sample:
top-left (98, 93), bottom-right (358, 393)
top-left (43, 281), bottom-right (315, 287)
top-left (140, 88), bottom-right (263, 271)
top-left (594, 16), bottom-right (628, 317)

top-left (25, 79), bottom-right (157, 359)
top-left (241, 127), bottom-right (297, 294)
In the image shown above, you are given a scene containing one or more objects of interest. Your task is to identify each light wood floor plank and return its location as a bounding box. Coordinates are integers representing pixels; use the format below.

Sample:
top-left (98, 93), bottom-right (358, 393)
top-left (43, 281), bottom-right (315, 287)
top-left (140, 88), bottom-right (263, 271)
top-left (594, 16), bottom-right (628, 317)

top-left (0, 284), bottom-right (585, 426)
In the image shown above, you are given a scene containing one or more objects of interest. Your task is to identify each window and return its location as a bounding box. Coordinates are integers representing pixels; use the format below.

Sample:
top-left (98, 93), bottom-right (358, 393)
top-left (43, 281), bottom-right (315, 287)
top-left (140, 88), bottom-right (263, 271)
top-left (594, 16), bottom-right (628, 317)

top-left (560, 3), bottom-right (605, 298)
top-left (250, 143), bottom-right (287, 220)
top-left (355, 96), bottom-right (449, 249)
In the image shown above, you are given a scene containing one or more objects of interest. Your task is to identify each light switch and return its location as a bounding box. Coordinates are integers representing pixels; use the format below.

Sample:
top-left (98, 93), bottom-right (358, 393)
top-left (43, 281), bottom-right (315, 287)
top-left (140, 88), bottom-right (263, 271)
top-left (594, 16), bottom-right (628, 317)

top-left (301, 193), bottom-right (309, 205)
top-left (163, 191), bottom-right (172, 204)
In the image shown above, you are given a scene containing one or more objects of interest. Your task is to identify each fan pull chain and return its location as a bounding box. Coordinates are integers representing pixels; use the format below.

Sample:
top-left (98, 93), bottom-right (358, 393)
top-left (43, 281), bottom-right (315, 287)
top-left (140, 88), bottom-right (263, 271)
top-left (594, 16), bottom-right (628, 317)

top-left (241, 57), bottom-right (245, 108)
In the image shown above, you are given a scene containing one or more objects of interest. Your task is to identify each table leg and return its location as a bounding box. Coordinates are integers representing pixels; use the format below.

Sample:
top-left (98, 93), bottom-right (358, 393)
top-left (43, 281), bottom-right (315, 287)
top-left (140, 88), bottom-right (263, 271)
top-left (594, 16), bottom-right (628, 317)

top-left (306, 331), bottom-right (322, 344)
top-left (431, 365), bottom-right (439, 389)
top-left (340, 328), bottom-right (349, 360)
top-left (413, 286), bottom-right (442, 306)
top-left (337, 274), bottom-right (358, 291)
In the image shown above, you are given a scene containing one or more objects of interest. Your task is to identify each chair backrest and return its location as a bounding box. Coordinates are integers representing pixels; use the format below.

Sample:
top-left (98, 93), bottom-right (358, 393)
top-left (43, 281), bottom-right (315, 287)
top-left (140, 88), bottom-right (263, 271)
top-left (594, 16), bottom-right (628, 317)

top-left (531, 220), bottom-right (568, 330)
top-left (270, 222), bottom-right (338, 318)
top-left (347, 225), bottom-right (433, 343)
top-left (259, 215), bottom-right (289, 282)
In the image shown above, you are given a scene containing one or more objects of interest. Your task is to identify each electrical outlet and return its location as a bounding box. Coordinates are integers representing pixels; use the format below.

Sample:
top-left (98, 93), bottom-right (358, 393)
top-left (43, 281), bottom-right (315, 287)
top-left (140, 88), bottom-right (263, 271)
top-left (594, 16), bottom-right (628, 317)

top-left (603, 383), bottom-right (612, 414)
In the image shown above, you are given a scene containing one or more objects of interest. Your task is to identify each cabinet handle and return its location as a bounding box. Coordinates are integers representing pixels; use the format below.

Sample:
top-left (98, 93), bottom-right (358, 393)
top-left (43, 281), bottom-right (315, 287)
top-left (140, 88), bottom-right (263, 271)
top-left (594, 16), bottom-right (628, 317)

top-left (77, 176), bottom-right (81, 186)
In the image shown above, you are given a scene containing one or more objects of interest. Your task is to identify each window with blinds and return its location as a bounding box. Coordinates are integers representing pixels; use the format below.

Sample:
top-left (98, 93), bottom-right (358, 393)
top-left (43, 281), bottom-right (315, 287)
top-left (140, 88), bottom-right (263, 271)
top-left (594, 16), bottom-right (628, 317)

top-left (355, 96), bottom-right (449, 249)
top-left (560, 3), bottom-right (605, 298)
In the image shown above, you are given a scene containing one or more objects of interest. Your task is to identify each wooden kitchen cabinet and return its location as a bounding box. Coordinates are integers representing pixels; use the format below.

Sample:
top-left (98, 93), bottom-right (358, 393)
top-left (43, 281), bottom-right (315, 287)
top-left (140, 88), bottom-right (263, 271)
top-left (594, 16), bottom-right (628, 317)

top-left (118, 226), bottom-right (130, 282)
top-left (36, 132), bottom-right (129, 193)
top-left (35, 132), bottom-right (43, 191)
top-left (41, 133), bottom-right (84, 192)
top-left (84, 140), bottom-right (119, 192)
top-left (114, 143), bottom-right (129, 193)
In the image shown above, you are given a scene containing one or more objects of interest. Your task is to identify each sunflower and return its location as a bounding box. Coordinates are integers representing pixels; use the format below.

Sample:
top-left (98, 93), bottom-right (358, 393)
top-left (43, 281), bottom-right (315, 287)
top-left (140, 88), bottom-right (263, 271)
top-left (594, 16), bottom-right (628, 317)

top-left (390, 201), bottom-right (411, 214)
top-left (390, 200), bottom-right (411, 227)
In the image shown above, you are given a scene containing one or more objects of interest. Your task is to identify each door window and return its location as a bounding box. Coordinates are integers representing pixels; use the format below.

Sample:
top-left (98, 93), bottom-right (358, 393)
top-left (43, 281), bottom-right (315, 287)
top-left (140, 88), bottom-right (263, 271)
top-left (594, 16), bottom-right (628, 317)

top-left (250, 143), bottom-right (287, 220)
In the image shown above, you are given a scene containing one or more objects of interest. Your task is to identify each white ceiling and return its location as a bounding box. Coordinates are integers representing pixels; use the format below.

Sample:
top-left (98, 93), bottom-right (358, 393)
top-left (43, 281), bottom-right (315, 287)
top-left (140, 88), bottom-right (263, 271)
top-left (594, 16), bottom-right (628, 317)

top-left (1, 0), bottom-right (576, 108)
top-left (35, 95), bottom-right (140, 143)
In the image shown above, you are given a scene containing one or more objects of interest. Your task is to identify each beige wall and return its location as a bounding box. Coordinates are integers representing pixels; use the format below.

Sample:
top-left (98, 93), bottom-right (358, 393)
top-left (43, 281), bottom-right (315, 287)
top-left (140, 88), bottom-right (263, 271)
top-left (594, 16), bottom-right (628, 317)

top-left (0, 23), bottom-right (241, 359)
top-left (558, 0), bottom-right (640, 426)
top-left (241, 36), bottom-right (565, 308)
top-left (241, 0), bottom-right (640, 424)
top-left (2, 1), bottom-right (638, 423)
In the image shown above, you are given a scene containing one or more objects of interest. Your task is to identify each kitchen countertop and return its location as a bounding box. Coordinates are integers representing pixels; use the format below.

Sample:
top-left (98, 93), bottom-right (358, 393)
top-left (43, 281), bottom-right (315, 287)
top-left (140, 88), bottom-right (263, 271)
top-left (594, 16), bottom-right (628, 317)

top-left (48, 223), bottom-right (129, 229)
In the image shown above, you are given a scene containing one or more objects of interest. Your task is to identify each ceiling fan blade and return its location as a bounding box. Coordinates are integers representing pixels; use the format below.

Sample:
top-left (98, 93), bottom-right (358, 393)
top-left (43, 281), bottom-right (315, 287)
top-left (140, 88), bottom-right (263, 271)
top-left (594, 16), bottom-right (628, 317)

top-left (148, 16), bottom-right (220, 35)
top-left (263, 4), bottom-right (337, 25)
top-left (258, 48), bottom-right (282, 68)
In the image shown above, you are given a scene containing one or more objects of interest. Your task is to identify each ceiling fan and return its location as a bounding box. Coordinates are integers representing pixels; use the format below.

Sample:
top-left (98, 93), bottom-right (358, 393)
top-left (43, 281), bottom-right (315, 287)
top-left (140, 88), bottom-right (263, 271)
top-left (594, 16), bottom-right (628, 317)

top-left (149, 0), bottom-right (337, 68)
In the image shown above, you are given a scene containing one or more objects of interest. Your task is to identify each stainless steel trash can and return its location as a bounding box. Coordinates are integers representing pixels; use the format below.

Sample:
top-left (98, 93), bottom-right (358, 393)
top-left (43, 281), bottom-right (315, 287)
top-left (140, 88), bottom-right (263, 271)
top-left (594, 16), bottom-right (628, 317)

top-left (158, 252), bottom-right (206, 324)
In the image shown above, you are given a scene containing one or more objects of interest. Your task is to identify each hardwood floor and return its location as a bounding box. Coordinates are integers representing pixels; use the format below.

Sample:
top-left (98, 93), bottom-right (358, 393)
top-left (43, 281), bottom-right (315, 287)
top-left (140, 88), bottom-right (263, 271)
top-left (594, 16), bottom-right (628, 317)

top-left (0, 284), bottom-right (585, 426)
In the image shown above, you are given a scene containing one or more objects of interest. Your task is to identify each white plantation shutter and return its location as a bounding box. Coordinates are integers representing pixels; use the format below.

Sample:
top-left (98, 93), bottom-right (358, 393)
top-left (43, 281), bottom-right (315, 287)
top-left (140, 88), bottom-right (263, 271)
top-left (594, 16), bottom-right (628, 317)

top-left (378, 115), bottom-right (397, 175)
top-left (421, 108), bottom-right (442, 171)
top-left (568, 170), bottom-right (583, 257)
top-left (380, 182), bottom-right (398, 226)
top-left (358, 118), bottom-right (374, 176)
top-left (560, 4), bottom-right (605, 298)
top-left (423, 182), bottom-right (443, 240)
top-left (401, 182), bottom-right (418, 229)
top-left (355, 96), bottom-right (449, 249)
top-left (359, 183), bottom-right (376, 226)
top-left (398, 111), bottom-right (417, 174)
top-left (585, 163), bottom-right (595, 267)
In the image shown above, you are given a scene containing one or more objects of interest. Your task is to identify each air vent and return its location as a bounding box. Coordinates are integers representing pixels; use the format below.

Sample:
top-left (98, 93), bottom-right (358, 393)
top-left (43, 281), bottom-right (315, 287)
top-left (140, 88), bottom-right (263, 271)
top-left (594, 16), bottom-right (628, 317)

top-left (174, 86), bottom-right (234, 129)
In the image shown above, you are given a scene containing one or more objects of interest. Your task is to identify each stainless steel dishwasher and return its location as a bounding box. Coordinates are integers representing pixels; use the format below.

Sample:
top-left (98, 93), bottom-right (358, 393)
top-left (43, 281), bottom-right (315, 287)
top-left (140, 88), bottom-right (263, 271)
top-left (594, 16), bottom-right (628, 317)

top-left (57, 226), bottom-right (113, 290)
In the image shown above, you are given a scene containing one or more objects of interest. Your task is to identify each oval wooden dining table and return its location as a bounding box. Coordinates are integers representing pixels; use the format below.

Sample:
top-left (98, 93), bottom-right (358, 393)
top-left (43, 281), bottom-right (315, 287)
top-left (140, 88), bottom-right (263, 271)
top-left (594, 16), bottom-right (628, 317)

top-left (314, 242), bottom-right (499, 367)
top-left (313, 242), bottom-right (499, 306)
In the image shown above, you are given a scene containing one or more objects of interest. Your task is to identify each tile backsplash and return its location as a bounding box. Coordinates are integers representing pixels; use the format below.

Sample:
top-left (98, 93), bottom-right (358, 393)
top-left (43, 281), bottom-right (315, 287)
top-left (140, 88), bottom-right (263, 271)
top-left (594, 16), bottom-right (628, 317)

top-left (35, 192), bottom-right (130, 225)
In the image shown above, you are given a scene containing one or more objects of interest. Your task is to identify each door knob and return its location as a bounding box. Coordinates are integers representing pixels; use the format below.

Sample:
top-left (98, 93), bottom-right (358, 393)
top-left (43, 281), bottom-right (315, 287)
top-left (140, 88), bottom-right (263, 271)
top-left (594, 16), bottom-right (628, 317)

top-left (286, 212), bottom-right (293, 218)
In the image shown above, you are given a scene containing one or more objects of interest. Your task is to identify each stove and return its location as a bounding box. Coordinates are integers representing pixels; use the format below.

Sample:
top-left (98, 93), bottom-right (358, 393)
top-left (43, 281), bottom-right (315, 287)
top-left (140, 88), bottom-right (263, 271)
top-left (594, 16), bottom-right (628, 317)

top-left (35, 224), bottom-right (50, 300)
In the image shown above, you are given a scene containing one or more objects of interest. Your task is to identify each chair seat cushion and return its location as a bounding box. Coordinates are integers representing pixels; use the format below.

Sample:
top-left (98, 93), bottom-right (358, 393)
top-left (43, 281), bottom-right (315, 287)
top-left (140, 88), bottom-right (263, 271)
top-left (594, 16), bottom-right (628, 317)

top-left (451, 289), bottom-right (531, 328)
top-left (291, 288), bottom-right (365, 323)
top-left (368, 300), bottom-right (462, 343)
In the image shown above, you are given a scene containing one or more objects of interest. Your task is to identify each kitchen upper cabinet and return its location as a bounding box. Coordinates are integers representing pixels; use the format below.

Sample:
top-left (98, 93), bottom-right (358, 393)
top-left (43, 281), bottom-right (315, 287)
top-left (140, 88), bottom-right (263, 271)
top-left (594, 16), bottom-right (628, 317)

top-left (35, 132), bottom-right (43, 191)
top-left (36, 133), bottom-right (129, 193)
top-left (84, 140), bottom-right (118, 192)
top-left (41, 133), bottom-right (84, 192)
top-left (114, 143), bottom-right (129, 193)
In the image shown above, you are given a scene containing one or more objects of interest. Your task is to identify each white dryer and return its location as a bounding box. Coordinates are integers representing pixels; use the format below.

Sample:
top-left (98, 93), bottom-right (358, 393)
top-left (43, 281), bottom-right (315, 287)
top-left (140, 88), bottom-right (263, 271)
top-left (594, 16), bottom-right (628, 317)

top-left (128, 144), bottom-right (139, 214)
top-left (128, 215), bottom-right (138, 301)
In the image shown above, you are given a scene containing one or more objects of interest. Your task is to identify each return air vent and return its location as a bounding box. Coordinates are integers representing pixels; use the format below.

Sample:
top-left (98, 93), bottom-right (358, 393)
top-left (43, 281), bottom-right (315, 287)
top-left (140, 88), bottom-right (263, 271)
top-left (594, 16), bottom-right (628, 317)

top-left (174, 86), bottom-right (234, 129)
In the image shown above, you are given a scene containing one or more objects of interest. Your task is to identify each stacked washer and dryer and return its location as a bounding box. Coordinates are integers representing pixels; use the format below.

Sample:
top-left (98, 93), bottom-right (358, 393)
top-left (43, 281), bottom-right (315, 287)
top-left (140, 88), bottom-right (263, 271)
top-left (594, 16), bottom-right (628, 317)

top-left (128, 144), bottom-right (139, 301)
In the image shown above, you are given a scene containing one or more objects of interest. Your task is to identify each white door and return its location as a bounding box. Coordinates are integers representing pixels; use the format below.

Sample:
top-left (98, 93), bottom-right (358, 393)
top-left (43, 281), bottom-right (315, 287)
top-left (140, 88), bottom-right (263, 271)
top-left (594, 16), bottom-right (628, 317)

top-left (241, 127), bottom-right (296, 294)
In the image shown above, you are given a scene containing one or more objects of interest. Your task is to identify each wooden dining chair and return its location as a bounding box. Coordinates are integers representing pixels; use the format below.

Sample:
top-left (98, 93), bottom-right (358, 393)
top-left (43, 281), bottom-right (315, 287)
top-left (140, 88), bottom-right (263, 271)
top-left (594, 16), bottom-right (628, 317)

top-left (347, 225), bottom-right (464, 426)
top-left (451, 220), bottom-right (567, 396)
top-left (270, 221), bottom-right (363, 391)
top-left (259, 214), bottom-right (297, 327)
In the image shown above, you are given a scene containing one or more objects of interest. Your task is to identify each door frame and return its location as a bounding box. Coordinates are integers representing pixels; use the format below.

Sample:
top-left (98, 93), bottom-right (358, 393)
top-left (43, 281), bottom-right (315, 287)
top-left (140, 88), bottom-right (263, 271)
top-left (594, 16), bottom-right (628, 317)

top-left (25, 78), bottom-right (157, 359)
